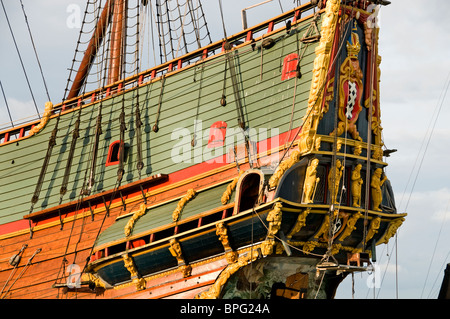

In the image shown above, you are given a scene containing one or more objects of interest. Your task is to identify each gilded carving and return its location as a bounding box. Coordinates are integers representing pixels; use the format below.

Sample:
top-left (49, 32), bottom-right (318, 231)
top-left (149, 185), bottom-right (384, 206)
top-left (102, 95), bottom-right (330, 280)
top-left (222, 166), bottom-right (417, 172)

top-left (169, 238), bottom-right (185, 264)
top-left (266, 202), bottom-right (282, 239)
top-left (216, 222), bottom-right (232, 251)
top-left (81, 272), bottom-right (106, 289)
top-left (371, 168), bottom-right (387, 211)
top-left (172, 188), bottom-right (196, 222)
top-left (169, 238), bottom-right (192, 277)
top-left (221, 170), bottom-right (245, 204)
top-left (122, 253), bottom-right (146, 291)
top-left (330, 29), bottom-right (365, 141)
top-left (353, 142), bottom-right (362, 156)
top-left (302, 241), bottom-right (319, 254)
top-left (124, 203), bottom-right (147, 237)
top-left (351, 164), bottom-right (363, 207)
top-left (299, 0), bottom-right (341, 154)
top-left (364, 217), bottom-right (381, 244)
top-left (29, 101), bottom-right (54, 137)
top-left (302, 158), bottom-right (320, 204)
top-left (268, 149), bottom-right (301, 189)
top-left (377, 217), bottom-right (405, 245)
top-left (314, 215), bottom-right (330, 241)
top-left (338, 211), bottom-right (362, 242)
top-left (287, 208), bottom-right (311, 239)
top-left (196, 247), bottom-right (261, 299)
top-left (328, 159), bottom-right (344, 205)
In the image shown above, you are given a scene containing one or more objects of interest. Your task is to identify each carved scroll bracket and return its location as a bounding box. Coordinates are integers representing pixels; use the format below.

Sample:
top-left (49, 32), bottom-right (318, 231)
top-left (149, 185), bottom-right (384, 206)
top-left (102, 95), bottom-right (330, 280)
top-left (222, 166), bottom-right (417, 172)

top-left (169, 238), bottom-right (192, 278)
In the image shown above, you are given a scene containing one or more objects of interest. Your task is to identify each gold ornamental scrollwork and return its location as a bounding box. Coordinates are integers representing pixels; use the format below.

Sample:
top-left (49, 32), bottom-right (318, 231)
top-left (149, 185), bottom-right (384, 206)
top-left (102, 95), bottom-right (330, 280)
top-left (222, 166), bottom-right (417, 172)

top-left (266, 202), bottom-right (282, 239)
top-left (216, 222), bottom-right (238, 264)
top-left (195, 246), bottom-right (262, 299)
top-left (172, 188), bottom-right (196, 222)
top-left (287, 208), bottom-right (311, 239)
top-left (268, 150), bottom-right (301, 189)
top-left (122, 253), bottom-right (146, 291)
top-left (169, 238), bottom-right (192, 277)
top-left (377, 217), bottom-right (405, 245)
top-left (302, 158), bottom-right (320, 204)
top-left (299, 0), bottom-right (341, 155)
top-left (124, 203), bottom-right (147, 237)
top-left (29, 101), bottom-right (54, 137)
top-left (221, 170), bottom-right (245, 204)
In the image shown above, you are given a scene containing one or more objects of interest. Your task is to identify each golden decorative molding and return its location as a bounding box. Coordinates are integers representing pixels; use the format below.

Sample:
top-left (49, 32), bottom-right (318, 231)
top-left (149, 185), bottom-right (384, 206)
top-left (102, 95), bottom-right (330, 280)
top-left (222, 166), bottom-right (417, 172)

top-left (351, 164), bottom-right (363, 207)
top-left (169, 238), bottom-right (192, 277)
top-left (172, 188), bottom-right (196, 222)
top-left (299, 0), bottom-right (341, 154)
top-left (377, 217), bottom-right (405, 245)
top-left (221, 170), bottom-right (245, 204)
top-left (124, 203), bottom-right (147, 237)
top-left (313, 215), bottom-right (330, 240)
top-left (122, 253), bottom-right (146, 291)
top-left (302, 158), bottom-right (320, 204)
top-left (195, 245), bottom-right (262, 299)
top-left (266, 202), bottom-right (283, 239)
top-left (268, 149), bottom-right (301, 189)
top-left (338, 211), bottom-right (362, 242)
top-left (216, 222), bottom-right (238, 263)
top-left (287, 208), bottom-right (311, 239)
top-left (328, 159), bottom-right (344, 205)
top-left (81, 272), bottom-right (107, 289)
top-left (364, 216), bottom-right (381, 244)
top-left (28, 101), bottom-right (54, 137)
top-left (371, 168), bottom-right (387, 212)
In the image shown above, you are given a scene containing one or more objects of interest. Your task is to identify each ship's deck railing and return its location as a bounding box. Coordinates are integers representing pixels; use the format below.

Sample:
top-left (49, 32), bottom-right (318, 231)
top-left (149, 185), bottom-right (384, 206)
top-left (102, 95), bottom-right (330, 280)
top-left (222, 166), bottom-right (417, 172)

top-left (0, 1), bottom-right (319, 146)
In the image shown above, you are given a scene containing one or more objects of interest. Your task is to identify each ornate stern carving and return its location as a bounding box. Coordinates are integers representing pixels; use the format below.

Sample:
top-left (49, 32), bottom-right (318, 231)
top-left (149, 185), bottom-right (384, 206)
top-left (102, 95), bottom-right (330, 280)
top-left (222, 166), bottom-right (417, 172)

top-left (221, 171), bottom-right (245, 204)
top-left (287, 208), bottom-right (311, 239)
top-left (172, 189), bottom-right (196, 222)
top-left (330, 30), bottom-right (365, 141)
top-left (328, 159), bottom-right (344, 205)
top-left (268, 150), bottom-right (301, 189)
top-left (195, 246), bottom-right (262, 299)
top-left (351, 164), bottom-right (363, 207)
top-left (364, 216), bottom-right (381, 245)
top-left (216, 222), bottom-right (238, 263)
top-left (169, 238), bottom-right (192, 277)
top-left (338, 211), bottom-right (362, 242)
top-left (124, 203), bottom-right (147, 237)
top-left (122, 253), bottom-right (146, 291)
top-left (302, 158), bottom-right (320, 204)
top-left (377, 217), bottom-right (405, 245)
top-left (29, 101), bottom-right (54, 137)
top-left (299, 0), bottom-right (341, 154)
top-left (371, 168), bottom-right (387, 211)
top-left (266, 202), bottom-right (283, 239)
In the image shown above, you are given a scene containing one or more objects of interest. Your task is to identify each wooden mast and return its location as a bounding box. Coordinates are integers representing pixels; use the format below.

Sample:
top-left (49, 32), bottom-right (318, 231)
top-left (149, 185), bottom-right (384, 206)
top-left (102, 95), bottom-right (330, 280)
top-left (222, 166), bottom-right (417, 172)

top-left (66, 0), bottom-right (114, 100)
top-left (108, 0), bottom-right (125, 85)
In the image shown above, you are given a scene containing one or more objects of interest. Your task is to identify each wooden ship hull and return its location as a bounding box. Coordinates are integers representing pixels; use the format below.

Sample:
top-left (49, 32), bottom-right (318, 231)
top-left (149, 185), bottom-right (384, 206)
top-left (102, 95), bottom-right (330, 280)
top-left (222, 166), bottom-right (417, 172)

top-left (0, 0), bottom-right (405, 299)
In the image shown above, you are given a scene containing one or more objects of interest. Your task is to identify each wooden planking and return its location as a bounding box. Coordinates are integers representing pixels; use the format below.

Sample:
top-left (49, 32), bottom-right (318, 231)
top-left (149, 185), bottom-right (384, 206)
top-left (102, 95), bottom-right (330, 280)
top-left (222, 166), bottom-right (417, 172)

top-left (0, 15), bottom-right (320, 225)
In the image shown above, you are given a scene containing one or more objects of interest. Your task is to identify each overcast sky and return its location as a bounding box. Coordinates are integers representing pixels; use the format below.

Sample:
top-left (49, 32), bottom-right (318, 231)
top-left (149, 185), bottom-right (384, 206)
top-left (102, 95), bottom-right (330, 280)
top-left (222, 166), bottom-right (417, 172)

top-left (1, 0), bottom-right (449, 299)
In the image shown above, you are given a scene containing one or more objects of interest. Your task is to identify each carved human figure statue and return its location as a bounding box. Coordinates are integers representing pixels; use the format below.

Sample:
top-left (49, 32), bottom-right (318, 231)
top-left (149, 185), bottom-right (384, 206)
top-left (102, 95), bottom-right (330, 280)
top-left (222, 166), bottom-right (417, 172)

top-left (371, 168), bottom-right (387, 211)
top-left (351, 164), bottom-right (363, 207)
top-left (328, 159), bottom-right (344, 204)
top-left (303, 158), bottom-right (320, 204)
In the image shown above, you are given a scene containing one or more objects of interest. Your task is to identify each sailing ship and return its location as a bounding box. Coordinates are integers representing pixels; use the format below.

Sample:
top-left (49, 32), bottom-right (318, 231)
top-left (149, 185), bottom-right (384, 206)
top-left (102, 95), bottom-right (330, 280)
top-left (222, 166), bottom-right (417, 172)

top-left (0, 0), bottom-right (405, 299)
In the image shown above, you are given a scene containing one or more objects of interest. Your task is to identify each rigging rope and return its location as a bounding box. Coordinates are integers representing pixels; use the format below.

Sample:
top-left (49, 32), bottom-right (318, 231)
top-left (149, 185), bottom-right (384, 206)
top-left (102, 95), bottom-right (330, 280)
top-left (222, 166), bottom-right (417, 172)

top-left (0, 0), bottom-right (41, 118)
top-left (19, 0), bottom-right (51, 102)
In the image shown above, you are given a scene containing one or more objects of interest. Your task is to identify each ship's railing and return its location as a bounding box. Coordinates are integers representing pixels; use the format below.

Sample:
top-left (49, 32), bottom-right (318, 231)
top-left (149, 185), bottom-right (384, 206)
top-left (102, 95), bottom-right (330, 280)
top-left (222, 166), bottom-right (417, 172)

top-left (0, 1), bottom-right (319, 146)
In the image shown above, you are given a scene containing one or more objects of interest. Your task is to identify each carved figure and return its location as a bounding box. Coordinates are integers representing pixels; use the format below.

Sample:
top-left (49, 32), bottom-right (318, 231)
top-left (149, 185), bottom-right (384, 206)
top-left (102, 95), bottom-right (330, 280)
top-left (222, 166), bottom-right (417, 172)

top-left (371, 168), bottom-right (387, 211)
top-left (303, 158), bottom-right (320, 204)
top-left (328, 159), bottom-right (343, 204)
top-left (351, 164), bottom-right (363, 207)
